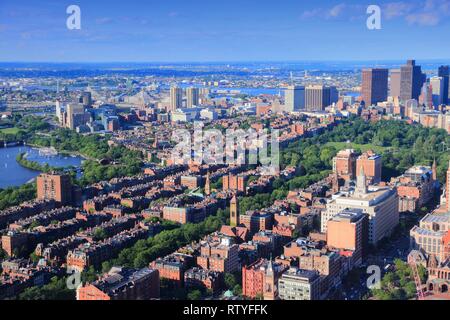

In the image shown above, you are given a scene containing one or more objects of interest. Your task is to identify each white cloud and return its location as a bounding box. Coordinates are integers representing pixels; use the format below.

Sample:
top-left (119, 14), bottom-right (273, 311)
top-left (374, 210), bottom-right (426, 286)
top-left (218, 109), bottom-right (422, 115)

top-left (327, 4), bottom-right (346, 18)
top-left (299, 8), bottom-right (322, 20)
top-left (383, 2), bottom-right (416, 19)
top-left (299, 1), bottom-right (450, 27)
top-left (406, 12), bottom-right (441, 25)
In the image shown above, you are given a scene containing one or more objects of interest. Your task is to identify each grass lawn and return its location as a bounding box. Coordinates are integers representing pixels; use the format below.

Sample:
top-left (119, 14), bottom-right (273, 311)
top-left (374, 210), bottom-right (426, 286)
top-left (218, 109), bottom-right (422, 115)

top-left (324, 141), bottom-right (387, 154)
top-left (0, 127), bottom-right (20, 135)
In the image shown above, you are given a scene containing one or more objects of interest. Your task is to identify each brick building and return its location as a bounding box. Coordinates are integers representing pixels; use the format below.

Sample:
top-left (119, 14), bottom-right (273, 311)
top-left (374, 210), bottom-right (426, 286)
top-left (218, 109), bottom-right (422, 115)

top-left (332, 149), bottom-right (358, 181)
top-left (391, 166), bottom-right (437, 213)
top-left (197, 236), bottom-right (239, 273)
top-left (283, 238), bottom-right (342, 294)
top-left (240, 211), bottom-right (273, 235)
top-left (163, 206), bottom-right (205, 224)
top-left (150, 253), bottom-right (193, 286)
top-left (184, 267), bottom-right (222, 292)
top-left (326, 208), bottom-right (369, 266)
top-left (37, 173), bottom-right (73, 206)
top-left (77, 267), bottom-right (160, 300)
top-left (223, 174), bottom-right (247, 194)
top-left (242, 258), bottom-right (287, 300)
top-left (180, 175), bottom-right (202, 189)
top-left (356, 150), bottom-right (382, 184)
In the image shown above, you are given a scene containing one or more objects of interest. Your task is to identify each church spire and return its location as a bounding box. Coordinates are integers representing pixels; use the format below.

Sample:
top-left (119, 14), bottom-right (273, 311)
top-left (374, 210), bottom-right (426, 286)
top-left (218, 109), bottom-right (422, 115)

top-left (432, 158), bottom-right (437, 181)
top-left (356, 166), bottom-right (367, 195)
top-left (205, 171), bottom-right (211, 196)
top-left (230, 194), bottom-right (239, 227)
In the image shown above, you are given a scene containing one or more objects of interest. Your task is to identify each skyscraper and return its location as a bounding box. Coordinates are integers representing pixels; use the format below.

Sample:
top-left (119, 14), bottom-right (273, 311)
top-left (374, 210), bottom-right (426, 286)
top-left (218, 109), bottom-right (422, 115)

top-left (186, 87), bottom-right (199, 108)
top-left (305, 85), bottom-right (332, 112)
top-left (419, 81), bottom-right (433, 108)
top-left (81, 91), bottom-right (92, 107)
top-left (66, 103), bottom-right (89, 130)
top-left (330, 86), bottom-right (339, 105)
top-left (390, 69), bottom-right (401, 98)
top-left (361, 68), bottom-right (388, 106)
top-left (55, 100), bottom-right (63, 122)
top-left (438, 65), bottom-right (449, 105)
top-left (400, 60), bottom-right (425, 102)
top-left (170, 86), bottom-right (183, 111)
top-left (284, 86), bottom-right (305, 112)
top-left (430, 77), bottom-right (444, 107)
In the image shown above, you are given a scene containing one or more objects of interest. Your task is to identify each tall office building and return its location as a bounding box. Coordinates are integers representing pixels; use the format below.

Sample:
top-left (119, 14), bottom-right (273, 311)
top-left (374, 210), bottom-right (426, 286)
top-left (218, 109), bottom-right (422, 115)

top-left (284, 86), bottom-right (305, 112)
top-left (66, 103), bottom-right (89, 130)
top-left (321, 171), bottom-right (399, 244)
top-left (327, 208), bottom-right (368, 265)
top-left (361, 68), bottom-right (388, 106)
top-left (55, 100), bottom-right (63, 122)
top-left (80, 91), bottom-right (92, 107)
top-left (37, 172), bottom-right (73, 205)
top-left (390, 69), bottom-right (401, 98)
top-left (419, 81), bottom-right (433, 108)
top-left (330, 86), bottom-right (339, 105)
top-left (186, 87), bottom-right (199, 108)
top-left (430, 77), bottom-right (444, 107)
top-left (400, 60), bottom-right (425, 102)
top-left (170, 86), bottom-right (183, 111)
top-left (305, 85), bottom-right (332, 112)
top-left (438, 65), bottom-right (449, 105)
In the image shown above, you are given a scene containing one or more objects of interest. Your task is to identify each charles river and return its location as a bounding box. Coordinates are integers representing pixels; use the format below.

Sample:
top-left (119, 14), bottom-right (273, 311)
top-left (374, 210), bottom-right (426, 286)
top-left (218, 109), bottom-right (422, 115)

top-left (0, 146), bottom-right (84, 189)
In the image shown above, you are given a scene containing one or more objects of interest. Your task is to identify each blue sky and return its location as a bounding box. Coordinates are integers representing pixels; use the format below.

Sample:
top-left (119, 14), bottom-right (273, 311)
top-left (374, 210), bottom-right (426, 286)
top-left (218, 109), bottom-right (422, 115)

top-left (1, 0), bottom-right (450, 62)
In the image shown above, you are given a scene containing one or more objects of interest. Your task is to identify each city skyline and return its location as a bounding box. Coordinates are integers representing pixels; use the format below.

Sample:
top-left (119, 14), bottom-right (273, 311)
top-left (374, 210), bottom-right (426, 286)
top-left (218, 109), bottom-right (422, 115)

top-left (3, 0), bottom-right (450, 62)
top-left (1, 0), bottom-right (450, 304)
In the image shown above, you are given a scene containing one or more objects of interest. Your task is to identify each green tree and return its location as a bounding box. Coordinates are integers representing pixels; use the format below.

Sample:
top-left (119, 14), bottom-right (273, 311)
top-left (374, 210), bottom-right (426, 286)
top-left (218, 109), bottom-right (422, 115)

top-left (187, 289), bottom-right (202, 300)
top-left (224, 273), bottom-right (237, 290)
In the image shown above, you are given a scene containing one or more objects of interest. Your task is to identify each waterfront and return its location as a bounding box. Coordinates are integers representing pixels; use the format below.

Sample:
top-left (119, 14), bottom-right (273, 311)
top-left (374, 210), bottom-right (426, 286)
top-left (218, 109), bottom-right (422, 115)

top-left (0, 146), bottom-right (84, 189)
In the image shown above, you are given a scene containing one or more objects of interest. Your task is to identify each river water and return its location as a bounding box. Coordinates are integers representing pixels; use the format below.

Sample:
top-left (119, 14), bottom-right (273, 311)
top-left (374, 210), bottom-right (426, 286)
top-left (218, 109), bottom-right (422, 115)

top-left (0, 146), bottom-right (84, 189)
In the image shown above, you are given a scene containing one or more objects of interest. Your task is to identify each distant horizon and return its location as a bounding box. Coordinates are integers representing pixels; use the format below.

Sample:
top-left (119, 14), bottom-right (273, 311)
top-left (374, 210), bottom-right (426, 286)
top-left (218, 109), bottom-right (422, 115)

top-left (2, 59), bottom-right (450, 64)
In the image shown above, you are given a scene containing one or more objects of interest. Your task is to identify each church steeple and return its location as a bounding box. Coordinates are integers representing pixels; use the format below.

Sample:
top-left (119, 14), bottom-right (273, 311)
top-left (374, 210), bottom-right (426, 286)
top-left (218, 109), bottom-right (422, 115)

top-left (205, 171), bottom-right (211, 196)
top-left (432, 158), bottom-right (437, 181)
top-left (356, 166), bottom-right (367, 195)
top-left (230, 195), bottom-right (239, 227)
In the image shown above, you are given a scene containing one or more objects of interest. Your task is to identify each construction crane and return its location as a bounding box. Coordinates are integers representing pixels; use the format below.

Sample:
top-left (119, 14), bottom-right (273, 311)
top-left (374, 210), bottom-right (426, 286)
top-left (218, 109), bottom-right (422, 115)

top-left (408, 250), bottom-right (426, 300)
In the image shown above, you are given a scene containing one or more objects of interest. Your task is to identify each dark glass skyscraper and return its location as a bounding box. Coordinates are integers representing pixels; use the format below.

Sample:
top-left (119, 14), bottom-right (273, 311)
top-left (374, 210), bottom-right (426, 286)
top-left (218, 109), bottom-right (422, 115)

top-left (361, 68), bottom-right (389, 106)
top-left (438, 65), bottom-right (449, 105)
top-left (400, 60), bottom-right (425, 102)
